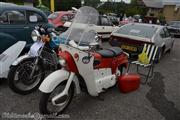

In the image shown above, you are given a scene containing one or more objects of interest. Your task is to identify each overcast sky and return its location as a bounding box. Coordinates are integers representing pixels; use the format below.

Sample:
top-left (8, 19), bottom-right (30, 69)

top-left (100, 0), bottom-right (131, 3)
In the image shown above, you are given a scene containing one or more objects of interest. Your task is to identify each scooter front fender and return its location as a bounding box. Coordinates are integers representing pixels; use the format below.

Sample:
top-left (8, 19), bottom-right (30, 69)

top-left (39, 69), bottom-right (80, 94)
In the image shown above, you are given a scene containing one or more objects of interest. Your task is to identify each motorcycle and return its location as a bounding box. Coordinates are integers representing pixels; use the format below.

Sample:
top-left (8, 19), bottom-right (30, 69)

top-left (0, 41), bottom-right (26, 79)
top-left (8, 26), bottom-right (60, 95)
top-left (39, 6), bottom-right (129, 114)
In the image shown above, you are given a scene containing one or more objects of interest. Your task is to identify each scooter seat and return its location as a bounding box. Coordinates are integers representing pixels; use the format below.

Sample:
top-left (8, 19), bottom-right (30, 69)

top-left (96, 49), bottom-right (115, 58)
top-left (96, 47), bottom-right (123, 58)
top-left (107, 47), bottom-right (123, 56)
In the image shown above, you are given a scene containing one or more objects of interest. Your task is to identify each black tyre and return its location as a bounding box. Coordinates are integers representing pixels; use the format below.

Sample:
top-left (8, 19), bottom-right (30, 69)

top-left (8, 57), bottom-right (44, 95)
top-left (168, 41), bottom-right (174, 53)
top-left (39, 81), bottom-right (74, 115)
top-left (156, 47), bottom-right (164, 63)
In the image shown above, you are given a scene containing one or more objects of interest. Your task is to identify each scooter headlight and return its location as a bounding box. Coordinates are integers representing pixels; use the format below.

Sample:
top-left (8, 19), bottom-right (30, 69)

top-left (59, 58), bottom-right (66, 67)
top-left (31, 30), bottom-right (40, 42)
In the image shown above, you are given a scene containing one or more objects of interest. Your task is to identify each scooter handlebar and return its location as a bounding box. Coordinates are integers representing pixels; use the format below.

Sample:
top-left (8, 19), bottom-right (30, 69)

top-left (69, 40), bottom-right (89, 51)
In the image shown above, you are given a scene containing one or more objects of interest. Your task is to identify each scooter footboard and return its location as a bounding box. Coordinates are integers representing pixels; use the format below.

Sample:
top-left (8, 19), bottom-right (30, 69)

top-left (39, 69), bottom-right (80, 94)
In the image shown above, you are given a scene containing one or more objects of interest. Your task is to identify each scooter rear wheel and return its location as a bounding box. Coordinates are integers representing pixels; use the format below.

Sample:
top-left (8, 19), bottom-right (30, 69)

top-left (39, 81), bottom-right (74, 115)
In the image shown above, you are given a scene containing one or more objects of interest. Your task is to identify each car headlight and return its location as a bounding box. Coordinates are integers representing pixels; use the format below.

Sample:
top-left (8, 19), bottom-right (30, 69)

top-left (31, 30), bottom-right (40, 42)
top-left (59, 58), bottom-right (66, 67)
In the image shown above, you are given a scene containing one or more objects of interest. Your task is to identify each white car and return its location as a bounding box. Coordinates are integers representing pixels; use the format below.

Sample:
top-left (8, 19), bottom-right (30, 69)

top-left (109, 23), bottom-right (174, 58)
top-left (63, 15), bottom-right (118, 39)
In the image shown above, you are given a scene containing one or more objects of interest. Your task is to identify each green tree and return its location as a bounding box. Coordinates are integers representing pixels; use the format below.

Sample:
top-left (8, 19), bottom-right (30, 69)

top-left (97, 1), bottom-right (114, 14)
top-left (56, 0), bottom-right (81, 11)
top-left (84, 0), bottom-right (100, 7)
top-left (97, 2), bottom-right (127, 15)
top-left (34, 0), bottom-right (50, 13)
top-left (1, 0), bottom-right (24, 5)
top-left (131, 0), bottom-right (137, 5)
top-left (125, 0), bottom-right (148, 17)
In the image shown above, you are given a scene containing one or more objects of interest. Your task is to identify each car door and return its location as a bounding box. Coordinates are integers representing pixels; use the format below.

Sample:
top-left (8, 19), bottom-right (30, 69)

top-left (0, 10), bottom-right (28, 41)
top-left (0, 10), bottom-right (28, 53)
top-left (163, 27), bottom-right (173, 50)
top-left (159, 28), bottom-right (171, 51)
top-left (26, 10), bottom-right (47, 46)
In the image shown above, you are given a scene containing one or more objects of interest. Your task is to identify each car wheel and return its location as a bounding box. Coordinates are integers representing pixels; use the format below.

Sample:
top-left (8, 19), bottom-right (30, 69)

top-left (156, 47), bottom-right (165, 62)
top-left (168, 41), bottom-right (174, 53)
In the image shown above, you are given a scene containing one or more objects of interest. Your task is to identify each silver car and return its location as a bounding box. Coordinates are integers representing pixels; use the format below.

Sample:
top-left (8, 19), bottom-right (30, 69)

top-left (109, 23), bottom-right (174, 58)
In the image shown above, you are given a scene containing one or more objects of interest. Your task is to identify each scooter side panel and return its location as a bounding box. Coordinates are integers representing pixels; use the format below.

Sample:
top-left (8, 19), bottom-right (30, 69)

top-left (94, 53), bottom-right (128, 74)
top-left (111, 54), bottom-right (128, 74)
top-left (94, 68), bottom-right (116, 93)
top-left (0, 41), bottom-right (26, 78)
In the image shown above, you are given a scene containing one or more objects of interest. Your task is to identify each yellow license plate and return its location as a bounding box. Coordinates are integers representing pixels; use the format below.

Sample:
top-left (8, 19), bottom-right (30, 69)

top-left (121, 45), bottom-right (137, 52)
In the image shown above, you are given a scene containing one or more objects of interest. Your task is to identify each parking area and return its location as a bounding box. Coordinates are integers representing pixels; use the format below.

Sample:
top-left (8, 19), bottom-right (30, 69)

top-left (0, 38), bottom-right (180, 120)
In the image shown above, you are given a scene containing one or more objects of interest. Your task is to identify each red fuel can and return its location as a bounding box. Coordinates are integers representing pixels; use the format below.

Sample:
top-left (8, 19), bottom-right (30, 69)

top-left (118, 73), bottom-right (140, 93)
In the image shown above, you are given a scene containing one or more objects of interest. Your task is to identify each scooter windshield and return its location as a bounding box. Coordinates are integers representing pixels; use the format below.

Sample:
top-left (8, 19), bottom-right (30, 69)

top-left (64, 6), bottom-right (99, 46)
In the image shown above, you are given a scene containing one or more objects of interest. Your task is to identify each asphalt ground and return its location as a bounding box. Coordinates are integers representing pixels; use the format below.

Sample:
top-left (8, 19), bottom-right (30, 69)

top-left (0, 38), bottom-right (180, 120)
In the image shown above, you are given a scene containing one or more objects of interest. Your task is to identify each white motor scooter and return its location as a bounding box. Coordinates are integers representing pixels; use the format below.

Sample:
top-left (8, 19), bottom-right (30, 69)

top-left (0, 41), bottom-right (26, 79)
top-left (39, 6), bottom-right (128, 115)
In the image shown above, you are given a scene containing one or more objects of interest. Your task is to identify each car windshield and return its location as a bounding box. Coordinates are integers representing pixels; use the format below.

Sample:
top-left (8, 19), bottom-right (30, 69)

top-left (48, 12), bottom-right (58, 19)
top-left (168, 21), bottom-right (180, 28)
top-left (115, 24), bottom-right (158, 39)
top-left (109, 16), bottom-right (118, 23)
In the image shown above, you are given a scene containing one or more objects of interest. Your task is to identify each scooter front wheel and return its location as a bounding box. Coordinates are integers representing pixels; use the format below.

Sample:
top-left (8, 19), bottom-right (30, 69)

top-left (39, 81), bottom-right (74, 115)
top-left (8, 57), bottom-right (44, 95)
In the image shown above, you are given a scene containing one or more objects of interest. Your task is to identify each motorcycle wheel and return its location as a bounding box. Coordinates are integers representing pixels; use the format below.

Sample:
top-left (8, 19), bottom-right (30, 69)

top-left (8, 57), bottom-right (44, 95)
top-left (39, 81), bottom-right (74, 115)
